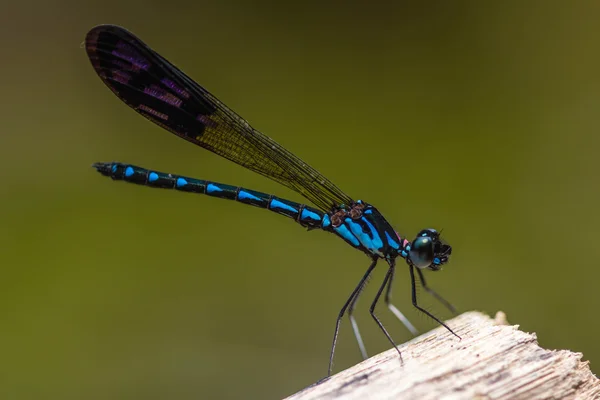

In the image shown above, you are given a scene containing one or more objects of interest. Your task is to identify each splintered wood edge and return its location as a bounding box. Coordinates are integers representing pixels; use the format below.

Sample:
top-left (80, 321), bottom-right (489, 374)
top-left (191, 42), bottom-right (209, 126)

top-left (286, 311), bottom-right (600, 400)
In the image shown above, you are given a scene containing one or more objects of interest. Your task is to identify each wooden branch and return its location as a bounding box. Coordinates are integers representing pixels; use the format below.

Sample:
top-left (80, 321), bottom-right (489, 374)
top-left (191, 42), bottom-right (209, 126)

top-left (286, 311), bottom-right (599, 400)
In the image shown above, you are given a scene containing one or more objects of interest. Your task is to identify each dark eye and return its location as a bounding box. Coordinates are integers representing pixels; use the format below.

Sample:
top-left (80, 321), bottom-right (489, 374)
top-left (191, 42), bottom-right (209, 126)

top-left (409, 236), bottom-right (434, 268)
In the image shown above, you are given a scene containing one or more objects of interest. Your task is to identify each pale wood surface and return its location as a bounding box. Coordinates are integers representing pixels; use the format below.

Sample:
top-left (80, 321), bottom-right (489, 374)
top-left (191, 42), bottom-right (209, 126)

top-left (286, 312), bottom-right (599, 400)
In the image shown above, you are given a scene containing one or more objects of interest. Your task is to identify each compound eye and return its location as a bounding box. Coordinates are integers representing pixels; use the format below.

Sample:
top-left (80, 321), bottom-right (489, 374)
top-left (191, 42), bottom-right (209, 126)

top-left (417, 228), bottom-right (438, 238)
top-left (409, 236), bottom-right (434, 268)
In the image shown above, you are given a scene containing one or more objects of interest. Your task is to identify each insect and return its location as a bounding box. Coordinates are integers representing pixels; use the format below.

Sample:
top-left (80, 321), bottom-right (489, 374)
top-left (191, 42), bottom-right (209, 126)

top-left (85, 25), bottom-right (459, 376)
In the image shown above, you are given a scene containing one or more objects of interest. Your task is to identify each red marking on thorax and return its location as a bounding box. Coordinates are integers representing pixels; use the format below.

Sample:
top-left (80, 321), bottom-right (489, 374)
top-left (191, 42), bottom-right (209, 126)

top-left (395, 231), bottom-right (409, 248)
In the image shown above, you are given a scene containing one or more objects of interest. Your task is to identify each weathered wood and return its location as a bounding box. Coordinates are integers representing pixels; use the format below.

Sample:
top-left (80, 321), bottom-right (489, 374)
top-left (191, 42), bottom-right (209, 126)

top-left (286, 311), bottom-right (599, 400)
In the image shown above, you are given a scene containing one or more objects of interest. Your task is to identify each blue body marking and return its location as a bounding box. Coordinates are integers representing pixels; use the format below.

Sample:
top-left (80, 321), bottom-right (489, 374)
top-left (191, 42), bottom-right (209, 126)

top-left (176, 177), bottom-right (188, 187)
top-left (345, 220), bottom-right (371, 251)
top-left (333, 224), bottom-right (360, 247)
top-left (206, 183), bottom-right (222, 193)
top-left (301, 208), bottom-right (321, 222)
top-left (270, 198), bottom-right (297, 213)
top-left (238, 190), bottom-right (262, 202)
top-left (322, 214), bottom-right (331, 229)
top-left (385, 231), bottom-right (400, 250)
top-left (125, 166), bottom-right (134, 177)
top-left (400, 244), bottom-right (410, 258)
top-left (346, 218), bottom-right (382, 253)
top-left (362, 218), bottom-right (384, 250)
top-left (148, 172), bottom-right (158, 182)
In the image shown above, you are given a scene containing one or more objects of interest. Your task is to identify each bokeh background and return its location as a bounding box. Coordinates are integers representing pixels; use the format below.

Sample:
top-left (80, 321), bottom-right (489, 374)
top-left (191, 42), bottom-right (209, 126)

top-left (1, 1), bottom-right (599, 399)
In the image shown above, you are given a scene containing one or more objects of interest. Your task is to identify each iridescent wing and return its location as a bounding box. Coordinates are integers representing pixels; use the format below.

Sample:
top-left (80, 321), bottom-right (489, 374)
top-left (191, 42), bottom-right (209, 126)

top-left (85, 25), bottom-right (353, 212)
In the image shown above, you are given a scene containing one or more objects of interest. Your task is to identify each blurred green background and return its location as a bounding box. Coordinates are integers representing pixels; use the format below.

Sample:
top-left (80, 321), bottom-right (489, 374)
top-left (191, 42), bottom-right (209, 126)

top-left (1, 1), bottom-right (599, 399)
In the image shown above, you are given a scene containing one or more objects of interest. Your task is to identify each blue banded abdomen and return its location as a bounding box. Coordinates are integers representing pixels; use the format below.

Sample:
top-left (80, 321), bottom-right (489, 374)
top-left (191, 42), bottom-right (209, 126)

top-left (93, 162), bottom-right (329, 230)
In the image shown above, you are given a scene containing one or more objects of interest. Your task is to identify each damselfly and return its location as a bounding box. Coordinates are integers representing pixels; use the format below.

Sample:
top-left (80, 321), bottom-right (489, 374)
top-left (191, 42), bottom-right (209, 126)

top-left (85, 25), bottom-right (458, 376)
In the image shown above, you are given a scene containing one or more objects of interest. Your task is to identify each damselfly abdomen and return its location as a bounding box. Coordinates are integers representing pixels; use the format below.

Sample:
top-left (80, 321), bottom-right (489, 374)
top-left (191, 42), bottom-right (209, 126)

top-left (85, 25), bottom-right (458, 376)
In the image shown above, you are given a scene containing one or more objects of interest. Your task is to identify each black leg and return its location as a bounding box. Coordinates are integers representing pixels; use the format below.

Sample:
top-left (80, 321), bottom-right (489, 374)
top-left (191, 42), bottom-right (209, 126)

top-left (384, 267), bottom-right (418, 336)
top-left (416, 268), bottom-right (457, 314)
top-left (369, 261), bottom-right (403, 363)
top-left (328, 258), bottom-right (378, 377)
top-left (410, 265), bottom-right (461, 340)
top-left (348, 277), bottom-right (369, 360)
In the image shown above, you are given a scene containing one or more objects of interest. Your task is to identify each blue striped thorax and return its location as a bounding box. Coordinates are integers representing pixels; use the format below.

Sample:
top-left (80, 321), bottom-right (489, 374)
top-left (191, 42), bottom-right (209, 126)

top-left (328, 200), bottom-right (403, 259)
top-left (326, 201), bottom-right (452, 269)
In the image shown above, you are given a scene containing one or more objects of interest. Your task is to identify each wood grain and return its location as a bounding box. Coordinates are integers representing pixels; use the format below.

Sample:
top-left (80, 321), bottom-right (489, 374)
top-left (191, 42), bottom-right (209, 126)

top-left (286, 312), bottom-right (599, 400)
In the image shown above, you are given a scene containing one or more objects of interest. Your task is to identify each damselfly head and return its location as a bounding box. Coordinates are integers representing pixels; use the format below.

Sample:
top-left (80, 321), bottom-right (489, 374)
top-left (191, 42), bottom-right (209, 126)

top-left (408, 228), bottom-right (452, 271)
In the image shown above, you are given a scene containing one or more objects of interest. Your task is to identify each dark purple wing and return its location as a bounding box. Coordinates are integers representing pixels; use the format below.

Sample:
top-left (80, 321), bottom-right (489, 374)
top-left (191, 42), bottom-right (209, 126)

top-left (85, 25), bottom-right (353, 212)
